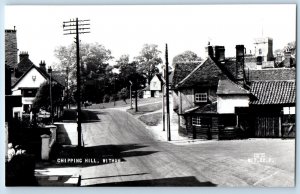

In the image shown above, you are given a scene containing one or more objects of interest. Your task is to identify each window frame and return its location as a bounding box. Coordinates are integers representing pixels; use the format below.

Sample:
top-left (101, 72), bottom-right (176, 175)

top-left (192, 116), bottom-right (201, 126)
top-left (195, 92), bottom-right (208, 103)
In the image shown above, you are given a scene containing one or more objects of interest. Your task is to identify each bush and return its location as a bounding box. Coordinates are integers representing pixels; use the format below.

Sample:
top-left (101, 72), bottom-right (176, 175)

top-left (103, 94), bottom-right (110, 103)
top-left (118, 88), bottom-right (129, 103)
top-left (110, 94), bottom-right (118, 102)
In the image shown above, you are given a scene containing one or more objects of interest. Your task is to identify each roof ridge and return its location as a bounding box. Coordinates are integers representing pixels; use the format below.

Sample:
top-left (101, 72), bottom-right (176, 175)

top-left (251, 80), bottom-right (295, 82)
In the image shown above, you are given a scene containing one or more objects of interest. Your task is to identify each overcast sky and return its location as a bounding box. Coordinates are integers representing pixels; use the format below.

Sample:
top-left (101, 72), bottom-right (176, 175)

top-left (5, 4), bottom-right (296, 69)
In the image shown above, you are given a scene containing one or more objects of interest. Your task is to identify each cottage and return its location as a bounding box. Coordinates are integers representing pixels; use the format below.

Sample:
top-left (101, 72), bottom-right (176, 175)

top-left (11, 60), bottom-right (65, 118)
top-left (172, 44), bottom-right (296, 140)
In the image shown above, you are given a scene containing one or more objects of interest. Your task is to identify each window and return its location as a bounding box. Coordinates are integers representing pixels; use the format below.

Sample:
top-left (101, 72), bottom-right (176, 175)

top-left (258, 48), bottom-right (262, 55)
top-left (195, 93), bottom-right (207, 102)
top-left (192, 117), bottom-right (201, 126)
top-left (283, 107), bottom-right (295, 115)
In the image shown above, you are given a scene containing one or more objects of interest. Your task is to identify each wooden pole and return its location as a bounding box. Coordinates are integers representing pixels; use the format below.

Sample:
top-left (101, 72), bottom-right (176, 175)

top-left (162, 83), bottom-right (165, 131)
top-left (76, 18), bottom-right (82, 148)
top-left (165, 44), bottom-right (171, 141)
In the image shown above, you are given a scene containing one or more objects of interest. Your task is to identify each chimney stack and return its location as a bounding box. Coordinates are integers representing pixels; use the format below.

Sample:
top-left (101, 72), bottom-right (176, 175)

top-left (215, 46), bottom-right (225, 62)
top-left (207, 46), bottom-right (214, 58)
top-left (39, 60), bottom-right (46, 72)
top-left (235, 45), bottom-right (245, 83)
top-left (19, 51), bottom-right (29, 62)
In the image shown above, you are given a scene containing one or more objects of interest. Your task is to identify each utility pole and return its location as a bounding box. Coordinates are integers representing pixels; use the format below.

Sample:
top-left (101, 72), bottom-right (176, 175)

top-left (48, 66), bottom-right (53, 124)
top-left (165, 44), bottom-right (171, 141)
top-left (63, 18), bottom-right (90, 148)
top-left (162, 72), bottom-right (165, 131)
top-left (66, 66), bottom-right (69, 109)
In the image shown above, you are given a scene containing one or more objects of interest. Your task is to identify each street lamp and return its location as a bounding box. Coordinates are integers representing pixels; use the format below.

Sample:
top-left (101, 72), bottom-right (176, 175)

top-left (129, 80), bottom-right (133, 109)
top-left (48, 66), bottom-right (53, 124)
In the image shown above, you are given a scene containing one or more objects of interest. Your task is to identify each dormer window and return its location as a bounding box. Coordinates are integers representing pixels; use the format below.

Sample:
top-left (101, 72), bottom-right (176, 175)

top-left (195, 92), bottom-right (207, 103)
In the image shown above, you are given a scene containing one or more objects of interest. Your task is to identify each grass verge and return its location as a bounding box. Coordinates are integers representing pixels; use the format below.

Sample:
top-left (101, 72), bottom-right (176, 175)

top-left (127, 102), bottom-right (162, 115)
top-left (139, 112), bottom-right (162, 126)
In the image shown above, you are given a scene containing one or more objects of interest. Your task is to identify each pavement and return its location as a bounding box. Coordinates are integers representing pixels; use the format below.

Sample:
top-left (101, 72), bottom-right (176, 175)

top-left (34, 108), bottom-right (295, 187)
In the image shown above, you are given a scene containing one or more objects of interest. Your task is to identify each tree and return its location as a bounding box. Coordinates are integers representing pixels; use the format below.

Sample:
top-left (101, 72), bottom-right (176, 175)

top-left (172, 50), bottom-right (202, 66)
top-left (54, 42), bottom-right (114, 103)
top-left (134, 44), bottom-right (162, 85)
top-left (32, 82), bottom-right (63, 111)
top-left (116, 56), bottom-right (146, 91)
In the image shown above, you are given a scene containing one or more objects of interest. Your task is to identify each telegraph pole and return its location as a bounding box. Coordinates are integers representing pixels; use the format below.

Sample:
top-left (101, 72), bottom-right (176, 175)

top-left (165, 44), bottom-right (171, 141)
top-left (66, 66), bottom-right (69, 109)
top-left (63, 18), bottom-right (90, 148)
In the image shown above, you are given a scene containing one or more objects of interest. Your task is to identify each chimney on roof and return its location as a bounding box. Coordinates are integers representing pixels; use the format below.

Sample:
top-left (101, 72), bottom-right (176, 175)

top-left (19, 51), bottom-right (29, 62)
top-left (39, 60), bottom-right (46, 72)
top-left (215, 46), bottom-right (225, 62)
top-left (207, 46), bottom-right (214, 58)
top-left (235, 45), bottom-right (245, 84)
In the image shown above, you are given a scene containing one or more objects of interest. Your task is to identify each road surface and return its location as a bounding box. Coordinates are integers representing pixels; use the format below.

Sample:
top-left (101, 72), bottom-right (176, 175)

top-left (79, 109), bottom-right (294, 187)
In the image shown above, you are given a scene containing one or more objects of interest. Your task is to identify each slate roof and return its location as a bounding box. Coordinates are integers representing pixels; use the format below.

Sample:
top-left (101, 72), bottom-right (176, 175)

top-left (217, 78), bottom-right (250, 95)
top-left (172, 61), bottom-right (201, 88)
top-left (247, 68), bottom-right (295, 81)
top-left (250, 81), bottom-right (295, 105)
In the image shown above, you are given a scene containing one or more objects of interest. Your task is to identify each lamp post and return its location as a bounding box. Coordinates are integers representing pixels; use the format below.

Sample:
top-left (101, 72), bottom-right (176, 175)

top-left (129, 80), bottom-right (133, 109)
top-left (48, 66), bottom-right (53, 124)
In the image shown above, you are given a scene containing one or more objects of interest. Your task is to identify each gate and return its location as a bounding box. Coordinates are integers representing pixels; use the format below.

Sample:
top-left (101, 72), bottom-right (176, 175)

top-left (255, 116), bottom-right (280, 137)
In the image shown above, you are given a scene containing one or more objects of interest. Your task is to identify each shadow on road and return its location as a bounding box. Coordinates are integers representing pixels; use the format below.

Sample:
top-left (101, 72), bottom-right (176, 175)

top-left (82, 172), bottom-right (149, 180)
top-left (49, 143), bottom-right (158, 167)
top-left (86, 176), bottom-right (217, 186)
top-left (55, 124), bottom-right (72, 145)
top-left (60, 109), bottom-right (101, 123)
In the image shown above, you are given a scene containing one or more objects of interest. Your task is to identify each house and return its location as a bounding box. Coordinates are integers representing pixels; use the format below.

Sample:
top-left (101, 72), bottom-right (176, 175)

top-left (11, 58), bottom-right (65, 118)
top-left (172, 44), bottom-right (295, 140)
top-left (143, 73), bottom-right (173, 98)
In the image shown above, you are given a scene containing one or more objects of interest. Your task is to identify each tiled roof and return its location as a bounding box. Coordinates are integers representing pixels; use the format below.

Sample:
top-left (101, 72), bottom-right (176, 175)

top-left (12, 65), bottom-right (65, 88)
top-left (247, 68), bottom-right (295, 81)
top-left (172, 61), bottom-right (201, 88)
top-left (250, 81), bottom-right (295, 105)
top-left (16, 58), bottom-right (34, 75)
top-left (51, 71), bottom-right (66, 87)
top-left (176, 57), bottom-right (225, 88)
top-left (217, 78), bottom-right (250, 95)
top-left (185, 102), bottom-right (217, 114)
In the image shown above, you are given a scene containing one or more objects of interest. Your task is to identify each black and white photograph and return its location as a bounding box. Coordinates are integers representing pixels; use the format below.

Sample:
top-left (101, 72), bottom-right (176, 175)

top-left (4, 4), bottom-right (296, 187)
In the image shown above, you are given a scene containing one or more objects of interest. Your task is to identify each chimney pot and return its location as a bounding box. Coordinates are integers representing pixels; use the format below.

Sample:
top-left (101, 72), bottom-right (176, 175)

top-left (19, 51), bottom-right (29, 62)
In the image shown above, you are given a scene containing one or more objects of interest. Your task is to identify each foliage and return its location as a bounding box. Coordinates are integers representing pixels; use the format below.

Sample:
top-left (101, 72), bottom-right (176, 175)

top-left (103, 94), bottom-right (110, 103)
top-left (54, 42), bottom-right (114, 103)
top-left (134, 44), bottom-right (162, 84)
top-left (172, 50), bottom-right (202, 66)
top-left (116, 55), bottom-right (147, 91)
top-left (118, 87), bottom-right (129, 103)
top-left (110, 93), bottom-right (118, 102)
top-left (32, 82), bottom-right (63, 111)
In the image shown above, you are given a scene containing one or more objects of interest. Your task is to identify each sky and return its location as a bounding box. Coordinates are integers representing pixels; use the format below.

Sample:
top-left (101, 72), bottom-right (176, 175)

top-left (5, 4), bottom-right (296, 70)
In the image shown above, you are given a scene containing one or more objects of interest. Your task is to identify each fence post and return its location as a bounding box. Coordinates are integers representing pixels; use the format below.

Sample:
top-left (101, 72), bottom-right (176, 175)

top-left (41, 134), bottom-right (50, 160)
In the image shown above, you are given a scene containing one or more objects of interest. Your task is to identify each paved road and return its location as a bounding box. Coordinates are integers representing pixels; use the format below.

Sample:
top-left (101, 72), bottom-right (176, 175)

top-left (79, 109), bottom-right (294, 187)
